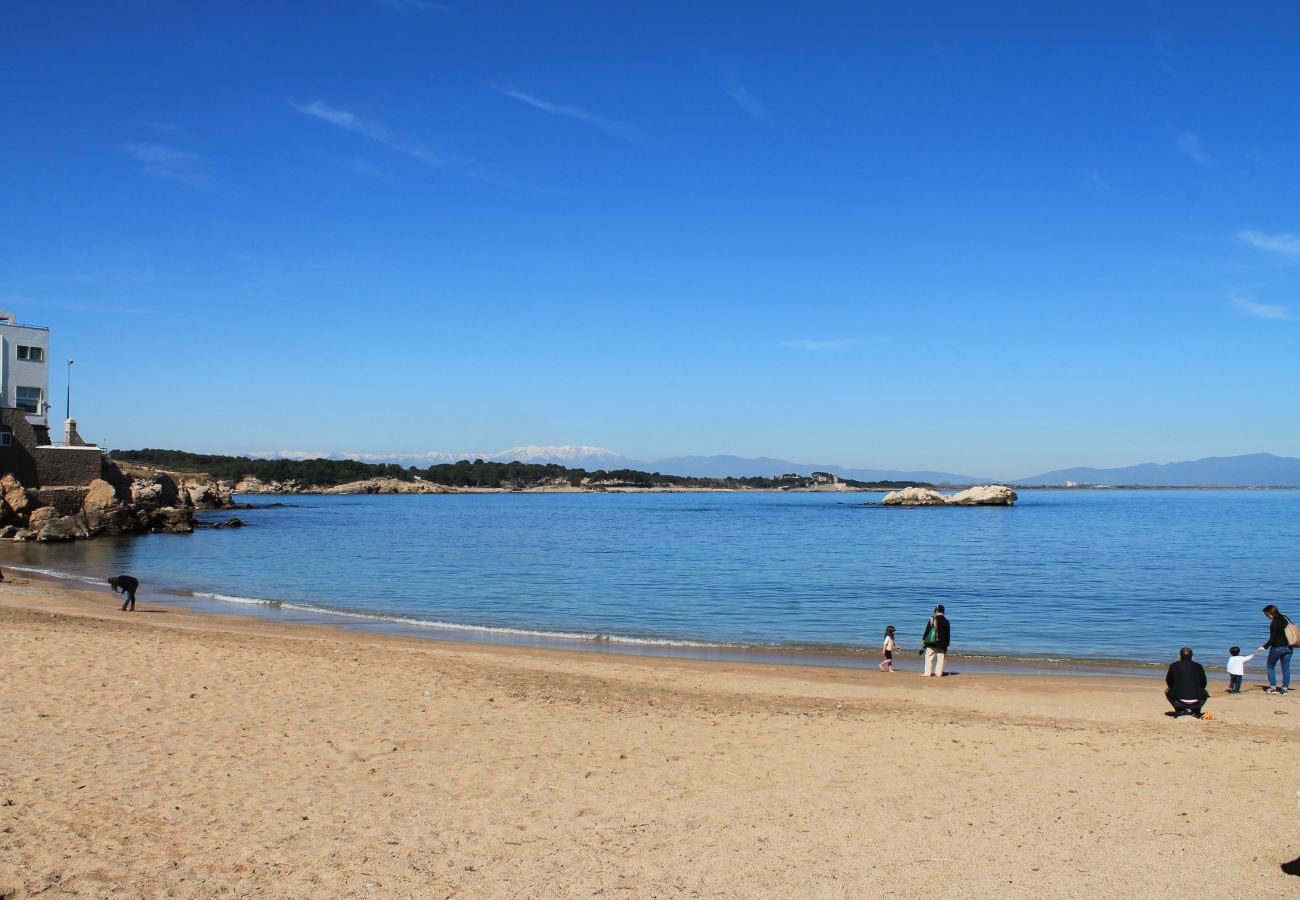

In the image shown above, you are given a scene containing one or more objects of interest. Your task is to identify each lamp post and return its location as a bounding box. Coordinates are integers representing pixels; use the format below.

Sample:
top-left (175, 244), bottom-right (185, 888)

top-left (66, 359), bottom-right (74, 426)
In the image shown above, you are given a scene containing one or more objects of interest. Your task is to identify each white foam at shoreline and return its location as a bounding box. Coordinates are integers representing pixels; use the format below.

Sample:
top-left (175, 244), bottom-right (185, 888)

top-left (2, 562), bottom-right (1162, 669)
top-left (196, 592), bottom-right (724, 647)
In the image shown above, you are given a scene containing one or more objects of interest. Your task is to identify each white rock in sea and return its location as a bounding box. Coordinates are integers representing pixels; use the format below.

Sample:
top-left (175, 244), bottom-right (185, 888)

top-left (879, 484), bottom-right (1018, 507)
top-left (945, 484), bottom-right (1018, 506)
top-left (880, 486), bottom-right (947, 506)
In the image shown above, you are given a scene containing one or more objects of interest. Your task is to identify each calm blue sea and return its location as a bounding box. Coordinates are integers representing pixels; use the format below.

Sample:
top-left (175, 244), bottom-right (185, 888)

top-left (3, 490), bottom-right (1296, 666)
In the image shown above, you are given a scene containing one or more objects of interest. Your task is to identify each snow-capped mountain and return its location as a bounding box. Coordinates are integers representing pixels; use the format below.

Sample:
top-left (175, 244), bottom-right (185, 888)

top-left (487, 445), bottom-right (629, 467)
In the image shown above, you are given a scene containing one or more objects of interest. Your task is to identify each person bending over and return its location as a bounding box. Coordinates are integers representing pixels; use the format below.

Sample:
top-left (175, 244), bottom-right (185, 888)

top-left (108, 575), bottom-right (139, 612)
top-left (1165, 647), bottom-right (1209, 718)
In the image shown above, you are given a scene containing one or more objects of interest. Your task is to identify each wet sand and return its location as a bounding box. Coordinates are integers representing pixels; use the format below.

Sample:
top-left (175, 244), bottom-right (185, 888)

top-left (1, 573), bottom-right (1296, 897)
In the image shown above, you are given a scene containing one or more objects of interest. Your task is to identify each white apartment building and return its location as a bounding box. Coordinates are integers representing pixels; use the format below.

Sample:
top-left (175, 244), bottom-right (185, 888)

top-left (0, 310), bottom-right (51, 436)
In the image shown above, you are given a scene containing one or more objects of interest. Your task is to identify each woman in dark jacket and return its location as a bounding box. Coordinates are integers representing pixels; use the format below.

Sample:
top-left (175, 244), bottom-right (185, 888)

top-left (920, 604), bottom-right (951, 677)
top-left (1257, 604), bottom-right (1293, 694)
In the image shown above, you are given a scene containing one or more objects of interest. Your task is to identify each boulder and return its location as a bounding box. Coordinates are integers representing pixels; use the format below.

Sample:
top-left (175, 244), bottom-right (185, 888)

top-left (1, 474), bottom-right (37, 519)
top-left (185, 480), bottom-right (231, 508)
top-left (82, 478), bottom-right (137, 535)
top-left (36, 515), bottom-right (90, 542)
top-left (131, 474), bottom-right (181, 508)
top-left (0, 525), bottom-right (16, 539)
top-left (27, 506), bottom-right (60, 528)
top-left (881, 486), bottom-right (948, 506)
top-left (946, 484), bottom-right (1018, 506)
top-left (150, 506), bottom-right (194, 534)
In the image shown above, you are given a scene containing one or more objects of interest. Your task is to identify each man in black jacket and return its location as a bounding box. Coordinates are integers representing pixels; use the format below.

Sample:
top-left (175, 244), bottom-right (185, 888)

top-left (1165, 647), bottom-right (1209, 718)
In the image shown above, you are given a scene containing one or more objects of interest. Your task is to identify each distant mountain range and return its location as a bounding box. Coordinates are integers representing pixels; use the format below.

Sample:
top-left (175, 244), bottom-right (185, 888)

top-left (247, 446), bottom-right (1300, 487)
top-left (1013, 453), bottom-right (1300, 487)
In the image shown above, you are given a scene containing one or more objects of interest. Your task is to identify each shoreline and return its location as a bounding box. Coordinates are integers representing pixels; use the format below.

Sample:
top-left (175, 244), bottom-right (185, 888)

top-left (2, 571), bottom-right (1296, 896)
top-left (2, 560), bottom-right (1170, 678)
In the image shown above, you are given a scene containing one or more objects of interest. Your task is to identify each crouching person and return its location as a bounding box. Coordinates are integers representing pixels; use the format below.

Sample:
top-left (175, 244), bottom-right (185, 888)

top-left (1165, 647), bottom-right (1209, 718)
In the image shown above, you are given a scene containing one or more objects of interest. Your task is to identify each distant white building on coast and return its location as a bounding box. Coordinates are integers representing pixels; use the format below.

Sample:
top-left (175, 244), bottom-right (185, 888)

top-left (0, 309), bottom-right (102, 490)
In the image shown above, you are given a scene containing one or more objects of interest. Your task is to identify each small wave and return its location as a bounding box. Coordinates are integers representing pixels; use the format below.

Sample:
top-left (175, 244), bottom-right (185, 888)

top-left (3, 563), bottom-right (107, 588)
top-left (188, 590), bottom-right (725, 648)
top-left (191, 591), bottom-right (284, 609)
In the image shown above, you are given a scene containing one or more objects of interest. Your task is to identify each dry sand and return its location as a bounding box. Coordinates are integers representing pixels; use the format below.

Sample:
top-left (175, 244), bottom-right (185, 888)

top-left (1, 574), bottom-right (1297, 898)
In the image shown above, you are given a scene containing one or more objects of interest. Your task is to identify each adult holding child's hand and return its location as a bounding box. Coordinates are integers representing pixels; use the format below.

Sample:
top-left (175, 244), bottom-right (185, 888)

top-left (1258, 604), bottom-right (1294, 694)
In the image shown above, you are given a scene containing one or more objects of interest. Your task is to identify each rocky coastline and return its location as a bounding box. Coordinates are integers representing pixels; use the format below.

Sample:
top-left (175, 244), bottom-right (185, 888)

top-left (2, 468), bottom-right (235, 543)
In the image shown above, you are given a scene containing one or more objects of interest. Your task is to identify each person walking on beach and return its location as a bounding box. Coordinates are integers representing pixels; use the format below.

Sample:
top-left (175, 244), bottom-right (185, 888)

top-left (920, 605), bottom-right (950, 677)
top-left (1257, 604), bottom-right (1296, 694)
top-left (108, 575), bottom-right (139, 612)
top-left (1225, 646), bottom-right (1257, 694)
top-left (1165, 647), bottom-right (1209, 718)
top-left (879, 625), bottom-right (898, 673)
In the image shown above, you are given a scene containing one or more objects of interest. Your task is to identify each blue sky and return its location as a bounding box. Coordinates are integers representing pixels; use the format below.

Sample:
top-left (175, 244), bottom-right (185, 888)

top-left (2, 1), bottom-right (1298, 478)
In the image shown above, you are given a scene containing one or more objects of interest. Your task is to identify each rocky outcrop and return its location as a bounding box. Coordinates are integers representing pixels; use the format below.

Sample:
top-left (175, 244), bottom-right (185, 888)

top-left (881, 484), bottom-right (1018, 507)
top-left (149, 506), bottom-right (194, 534)
top-left (322, 478), bottom-right (448, 495)
top-left (0, 462), bottom-right (231, 542)
top-left (184, 479), bottom-right (235, 509)
top-left (35, 514), bottom-right (91, 542)
top-left (946, 485), bottom-right (1018, 506)
top-left (82, 478), bottom-right (136, 535)
top-left (880, 486), bottom-right (948, 506)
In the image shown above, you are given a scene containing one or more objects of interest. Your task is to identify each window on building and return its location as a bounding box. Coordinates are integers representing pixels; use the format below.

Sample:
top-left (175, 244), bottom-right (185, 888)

top-left (15, 386), bottom-right (42, 413)
top-left (16, 345), bottom-right (44, 362)
top-left (0, 428), bottom-right (11, 447)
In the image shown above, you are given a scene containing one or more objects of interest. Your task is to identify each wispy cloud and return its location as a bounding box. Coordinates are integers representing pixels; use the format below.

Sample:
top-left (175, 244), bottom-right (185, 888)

top-left (122, 142), bottom-right (210, 186)
top-left (491, 85), bottom-right (637, 142)
top-left (1230, 295), bottom-right (1292, 321)
top-left (781, 339), bottom-right (859, 351)
top-left (291, 100), bottom-right (445, 167)
top-left (1083, 166), bottom-right (1113, 192)
top-left (724, 72), bottom-right (767, 121)
top-left (1176, 132), bottom-right (1212, 166)
top-left (1237, 230), bottom-right (1300, 257)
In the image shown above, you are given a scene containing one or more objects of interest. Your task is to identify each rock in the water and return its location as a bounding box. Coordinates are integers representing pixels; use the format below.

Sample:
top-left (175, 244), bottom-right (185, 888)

top-left (881, 484), bottom-right (1018, 507)
top-left (131, 474), bottom-right (181, 508)
top-left (880, 486), bottom-right (948, 506)
top-left (150, 506), bottom-right (194, 533)
top-left (36, 515), bottom-right (90, 542)
top-left (946, 484), bottom-right (1018, 506)
top-left (185, 480), bottom-right (234, 509)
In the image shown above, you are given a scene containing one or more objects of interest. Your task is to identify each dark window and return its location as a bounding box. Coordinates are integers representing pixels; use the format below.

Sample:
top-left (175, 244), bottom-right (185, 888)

top-left (16, 386), bottom-right (41, 413)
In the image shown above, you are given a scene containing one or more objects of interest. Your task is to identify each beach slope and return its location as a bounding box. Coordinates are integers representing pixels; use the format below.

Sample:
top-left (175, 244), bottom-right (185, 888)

top-left (1, 578), bottom-right (1296, 897)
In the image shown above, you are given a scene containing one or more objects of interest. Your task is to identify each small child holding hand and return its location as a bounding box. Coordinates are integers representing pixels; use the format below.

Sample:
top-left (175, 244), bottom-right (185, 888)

top-left (1226, 646), bottom-right (1256, 694)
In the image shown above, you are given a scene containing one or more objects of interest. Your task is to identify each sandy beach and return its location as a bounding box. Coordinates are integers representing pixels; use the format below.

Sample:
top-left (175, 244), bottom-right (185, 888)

top-left (1, 574), bottom-right (1296, 898)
